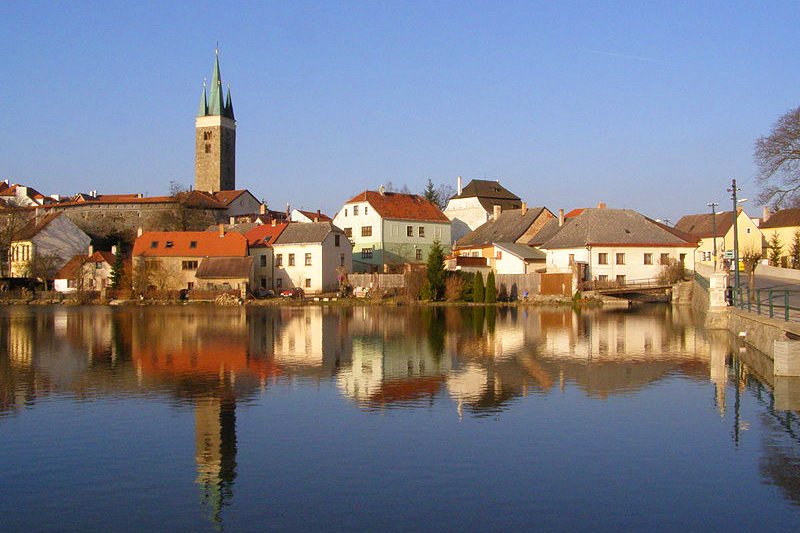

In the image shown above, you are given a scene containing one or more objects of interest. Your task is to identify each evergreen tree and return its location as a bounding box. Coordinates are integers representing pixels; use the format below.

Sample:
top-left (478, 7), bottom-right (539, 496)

top-left (768, 232), bottom-right (784, 266)
top-left (485, 270), bottom-right (497, 303)
top-left (422, 178), bottom-right (440, 208)
top-left (110, 244), bottom-right (124, 289)
top-left (791, 230), bottom-right (800, 269)
top-left (472, 272), bottom-right (484, 303)
top-left (426, 240), bottom-right (446, 300)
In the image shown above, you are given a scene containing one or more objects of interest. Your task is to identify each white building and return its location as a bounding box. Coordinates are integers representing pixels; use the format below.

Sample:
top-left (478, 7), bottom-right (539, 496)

top-left (538, 207), bottom-right (698, 287)
top-left (8, 213), bottom-right (92, 279)
top-left (289, 209), bottom-right (332, 223)
top-left (333, 189), bottom-right (452, 273)
top-left (444, 178), bottom-right (523, 244)
top-left (272, 222), bottom-right (352, 294)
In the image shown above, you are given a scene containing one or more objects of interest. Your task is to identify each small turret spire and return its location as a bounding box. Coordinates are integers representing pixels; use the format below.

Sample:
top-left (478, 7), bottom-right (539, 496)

top-left (224, 83), bottom-right (235, 120)
top-left (197, 79), bottom-right (208, 117)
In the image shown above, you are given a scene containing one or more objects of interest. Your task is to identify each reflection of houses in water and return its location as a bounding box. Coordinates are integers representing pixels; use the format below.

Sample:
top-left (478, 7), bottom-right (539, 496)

top-left (273, 307), bottom-right (349, 378)
top-left (337, 333), bottom-right (451, 406)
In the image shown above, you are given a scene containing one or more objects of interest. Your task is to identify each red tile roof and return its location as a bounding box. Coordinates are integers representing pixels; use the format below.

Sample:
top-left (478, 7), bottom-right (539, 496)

top-left (344, 190), bottom-right (449, 222)
top-left (244, 223), bottom-right (289, 247)
top-left (295, 209), bottom-right (332, 222)
top-left (133, 231), bottom-right (248, 257)
top-left (760, 208), bottom-right (800, 229)
top-left (55, 251), bottom-right (117, 279)
top-left (210, 190), bottom-right (250, 206)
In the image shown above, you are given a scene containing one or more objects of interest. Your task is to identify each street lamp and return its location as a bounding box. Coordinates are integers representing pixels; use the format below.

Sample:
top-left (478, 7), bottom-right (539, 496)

top-left (707, 202), bottom-right (719, 271)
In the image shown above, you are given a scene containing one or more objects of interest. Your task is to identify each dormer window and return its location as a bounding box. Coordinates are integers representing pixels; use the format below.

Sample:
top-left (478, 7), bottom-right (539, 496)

top-left (165, 241), bottom-right (174, 248)
top-left (150, 241), bottom-right (158, 248)
top-left (189, 241), bottom-right (197, 248)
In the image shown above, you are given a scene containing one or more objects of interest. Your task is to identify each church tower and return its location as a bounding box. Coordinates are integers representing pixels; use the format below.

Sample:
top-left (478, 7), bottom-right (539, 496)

top-left (195, 49), bottom-right (236, 192)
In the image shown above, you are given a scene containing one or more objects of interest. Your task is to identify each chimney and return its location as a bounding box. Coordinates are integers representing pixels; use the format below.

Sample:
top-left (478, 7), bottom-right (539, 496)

top-left (34, 207), bottom-right (41, 222)
top-left (521, 202), bottom-right (527, 216)
top-left (457, 176), bottom-right (463, 195)
top-left (88, 244), bottom-right (94, 256)
top-left (286, 203), bottom-right (291, 216)
top-left (762, 206), bottom-right (771, 223)
top-left (271, 218), bottom-right (277, 227)
top-left (50, 194), bottom-right (60, 202)
top-left (259, 203), bottom-right (266, 215)
top-left (137, 226), bottom-right (143, 238)
top-left (229, 216), bottom-right (236, 225)
top-left (111, 245), bottom-right (118, 256)
top-left (597, 202), bottom-right (606, 209)
top-left (315, 209), bottom-right (321, 223)
top-left (493, 205), bottom-right (502, 221)
top-left (91, 190), bottom-right (97, 198)
top-left (558, 209), bottom-right (565, 227)
top-left (218, 223), bottom-right (225, 237)
top-left (137, 193), bottom-right (143, 199)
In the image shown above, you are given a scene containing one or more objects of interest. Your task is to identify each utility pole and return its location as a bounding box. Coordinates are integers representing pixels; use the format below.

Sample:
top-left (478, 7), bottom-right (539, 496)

top-left (707, 202), bottom-right (719, 271)
top-left (728, 179), bottom-right (741, 295)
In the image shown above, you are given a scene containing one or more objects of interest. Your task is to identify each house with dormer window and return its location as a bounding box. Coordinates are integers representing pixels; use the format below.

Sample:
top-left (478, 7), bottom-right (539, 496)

top-left (132, 226), bottom-right (250, 293)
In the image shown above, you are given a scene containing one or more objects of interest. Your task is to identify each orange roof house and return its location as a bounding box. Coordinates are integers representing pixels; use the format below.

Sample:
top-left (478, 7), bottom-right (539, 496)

top-left (132, 229), bottom-right (251, 293)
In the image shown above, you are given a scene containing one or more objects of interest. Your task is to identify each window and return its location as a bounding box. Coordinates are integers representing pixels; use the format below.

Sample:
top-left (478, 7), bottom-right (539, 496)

top-left (746, 228), bottom-right (751, 234)
top-left (165, 241), bottom-right (174, 248)
top-left (660, 253), bottom-right (670, 265)
top-left (598, 275), bottom-right (608, 282)
top-left (353, 205), bottom-right (359, 216)
top-left (150, 241), bottom-right (158, 248)
top-left (364, 206), bottom-right (368, 215)
top-left (288, 254), bottom-right (295, 266)
top-left (407, 226), bottom-right (413, 237)
top-left (189, 241), bottom-right (197, 249)
top-left (616, 275), bottom-right (626, 285)
top-left (260, 255), bottom-right (267, 267)
top-left (305, 253), bottom-right (312, 266)
top-left (187, 282), bottom-right (194, 290)
top-left (361, 226), bottom-right (372, 237)
top-left (345, 208), bottom-right (348, 217)
top-left (95, 262), bottom-right (103, 269)
top-left (496, 251), bottom-right (503, 259)
top-left (276, 278), bottom-right (283, 288)
top-left (644, 253), bottom-right (653, 265)
top-left (205, 144), bottom-right (211, 154)
top-left (181, 260), bottom-right (198, 270)
top-left (361, 248), bottom-right (373, 259)
top-left (335, 235), bottom-right (340, 247)
top-left (598, 253), bottom-right (608, 265)
top-left (260, 277), bottom-right (267, 289)
top-left (340, 253), bottom-right (345, 267)
top-left (419, 226), bottom-right (425, 238)
top-left (416, 249), bottom-right (423, 260)
top-left (305, 278), bottom-right (312, 288)
top-left (276, 254), bottom-right (283, 266)
top-left (435, 227), bottom-right (441, 238)
top-left (344, 228), bottom-right (352, 237)
top-left (203, 131), bottom-right (213, 140)
top-left (616, 253), bottom-right (625, 265)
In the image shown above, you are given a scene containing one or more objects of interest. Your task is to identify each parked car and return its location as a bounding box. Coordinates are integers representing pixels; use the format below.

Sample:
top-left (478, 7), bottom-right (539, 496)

top-left (280, 287), bottom-right (304, 299)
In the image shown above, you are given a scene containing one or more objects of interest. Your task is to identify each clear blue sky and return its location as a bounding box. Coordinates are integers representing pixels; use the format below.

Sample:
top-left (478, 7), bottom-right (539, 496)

top-left (3, 1), bottom-right (799, 221)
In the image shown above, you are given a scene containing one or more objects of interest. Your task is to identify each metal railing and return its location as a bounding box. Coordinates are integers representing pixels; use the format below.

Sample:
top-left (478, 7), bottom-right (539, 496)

top-left (732, 287), bottom-right (800, 322)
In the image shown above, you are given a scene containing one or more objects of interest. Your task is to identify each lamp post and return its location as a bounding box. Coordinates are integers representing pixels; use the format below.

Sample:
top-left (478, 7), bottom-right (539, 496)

top-left (728, 179), bottom-right (741, 295)
top-left (707, 202), bottom-right (719, 271)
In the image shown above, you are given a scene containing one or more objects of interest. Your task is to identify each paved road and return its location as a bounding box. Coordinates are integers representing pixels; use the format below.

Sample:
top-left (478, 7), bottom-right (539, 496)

top-left (737, 273), bottom-right (800, 320)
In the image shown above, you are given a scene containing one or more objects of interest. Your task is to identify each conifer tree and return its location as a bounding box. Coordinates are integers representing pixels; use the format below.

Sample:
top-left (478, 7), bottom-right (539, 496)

top-left (110, 244), bottom-right (124, 289)
top-left (426, 240), bottom-right (446, 300)
top-left (791, 230), bottom-right (800, 269)
top-left (472, 272), bottom-right (484, 303)
top-left (485, 270), bottom-right (497, 303)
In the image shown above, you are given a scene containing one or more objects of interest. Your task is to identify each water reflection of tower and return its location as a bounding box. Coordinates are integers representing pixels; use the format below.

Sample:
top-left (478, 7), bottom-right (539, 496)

top-left (195, 393), bottom-right (237, 528)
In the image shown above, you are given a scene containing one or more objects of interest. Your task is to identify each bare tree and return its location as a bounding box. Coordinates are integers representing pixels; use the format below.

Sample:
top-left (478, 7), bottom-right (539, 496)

top-left (150, 182), bottom-right (218, 231)
top-left (25, 252), bottom-right (63, 290)
top-left (740, 246), bottom-right (762, 300)
top-left (755, 106), bottom-right (800, 207)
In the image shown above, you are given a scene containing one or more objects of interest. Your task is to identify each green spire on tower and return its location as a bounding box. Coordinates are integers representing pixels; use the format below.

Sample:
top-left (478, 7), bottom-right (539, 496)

top-left (197, 80), bottom-right (208, 117)
top-left (208, 48), bottom-right (225, 116)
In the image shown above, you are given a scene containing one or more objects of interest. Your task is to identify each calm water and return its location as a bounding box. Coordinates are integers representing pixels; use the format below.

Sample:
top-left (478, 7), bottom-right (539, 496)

top-left (1, 304), bottom-right (800, 532)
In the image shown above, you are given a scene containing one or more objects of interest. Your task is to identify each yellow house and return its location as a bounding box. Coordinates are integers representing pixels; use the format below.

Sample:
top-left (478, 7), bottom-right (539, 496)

top-left (759, 208), bottom-right (800, 267)
top-left (674, 208), bottom-right (763, 269)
